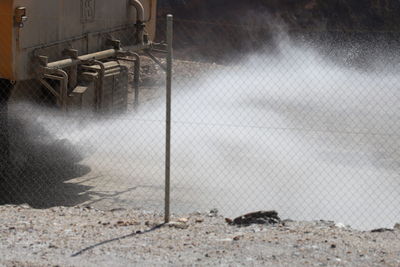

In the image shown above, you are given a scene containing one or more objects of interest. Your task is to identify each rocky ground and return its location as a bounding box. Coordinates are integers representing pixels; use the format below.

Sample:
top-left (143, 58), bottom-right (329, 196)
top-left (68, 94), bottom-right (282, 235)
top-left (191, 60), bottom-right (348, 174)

top-left (1, 205), bottom-right (400, 266)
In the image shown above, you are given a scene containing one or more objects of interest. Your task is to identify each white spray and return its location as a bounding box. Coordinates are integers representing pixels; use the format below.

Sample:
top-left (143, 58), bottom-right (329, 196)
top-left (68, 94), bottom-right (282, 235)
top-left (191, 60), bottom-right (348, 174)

top-left (10, 32), bottom-right (400, 230)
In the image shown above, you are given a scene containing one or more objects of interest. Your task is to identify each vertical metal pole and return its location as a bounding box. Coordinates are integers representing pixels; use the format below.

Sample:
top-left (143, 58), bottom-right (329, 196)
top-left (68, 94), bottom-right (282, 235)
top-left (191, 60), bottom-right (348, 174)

top-left (133, 54), bottom-right (141, 109)
top-left (165, 14), bottom-right (173, 223)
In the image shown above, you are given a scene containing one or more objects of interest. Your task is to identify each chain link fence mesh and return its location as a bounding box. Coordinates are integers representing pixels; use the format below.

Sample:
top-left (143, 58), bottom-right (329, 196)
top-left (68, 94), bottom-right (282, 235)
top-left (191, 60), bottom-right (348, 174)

top-left (163, 18), bottom-right (400, 230)
top-left (1, 13), bottom-right (400, 230)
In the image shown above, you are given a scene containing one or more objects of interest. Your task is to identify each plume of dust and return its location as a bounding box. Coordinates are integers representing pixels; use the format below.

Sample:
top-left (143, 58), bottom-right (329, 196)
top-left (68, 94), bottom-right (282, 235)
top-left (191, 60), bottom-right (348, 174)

top-left (9, 19), bottom-right (400, 230)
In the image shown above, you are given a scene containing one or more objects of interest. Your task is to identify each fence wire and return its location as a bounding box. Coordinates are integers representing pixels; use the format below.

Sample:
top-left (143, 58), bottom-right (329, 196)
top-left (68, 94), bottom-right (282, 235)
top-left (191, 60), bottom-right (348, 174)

top-left (1, 15), bottom-right (400, 230)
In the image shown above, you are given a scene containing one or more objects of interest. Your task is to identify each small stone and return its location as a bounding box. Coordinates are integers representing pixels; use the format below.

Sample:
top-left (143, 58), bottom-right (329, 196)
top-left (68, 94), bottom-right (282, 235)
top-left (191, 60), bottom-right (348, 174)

top-left (178, 218), bottom-right (189, 223)
top-left (19, 204), bottom-right (31, 209)
top-left (208, 209), bottom-right (219, 217)
top-left (168, 222), bottom-right (189, 229)
top-left (115, 220), bottom-right (139, 227)
top-left (225, 218), bottom-right (233, 224)
top-left (109, 208), bottom-right (125, 212)
top-left (394, 223), bottom-right (400, 230)
top-left (330, 244), bottom-right (336, 249)
top-left (233, 236), bottom-right (241, 241)
top-left (334, 223), bottom-right (346, 228)
top-left (195, 218), bottom-right (204, 223)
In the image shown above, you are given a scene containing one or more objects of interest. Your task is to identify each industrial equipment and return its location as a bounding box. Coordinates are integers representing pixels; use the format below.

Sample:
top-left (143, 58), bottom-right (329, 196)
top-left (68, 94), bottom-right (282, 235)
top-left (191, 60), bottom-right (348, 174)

top-left (0, 0), bottom-right (158, 112)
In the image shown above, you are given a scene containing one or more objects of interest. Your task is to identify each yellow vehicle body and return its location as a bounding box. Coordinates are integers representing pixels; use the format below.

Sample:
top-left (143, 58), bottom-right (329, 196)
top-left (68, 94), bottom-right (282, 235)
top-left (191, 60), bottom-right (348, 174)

top-left (0, 0), bottom-right (14, 80)
top-left (0, 0), bottom-right (157, 81)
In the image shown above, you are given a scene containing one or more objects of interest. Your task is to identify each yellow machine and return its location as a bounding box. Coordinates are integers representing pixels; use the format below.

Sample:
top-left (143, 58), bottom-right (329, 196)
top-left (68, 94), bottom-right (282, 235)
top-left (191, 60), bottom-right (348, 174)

top-left (0, 0), bottom-right (157, 112)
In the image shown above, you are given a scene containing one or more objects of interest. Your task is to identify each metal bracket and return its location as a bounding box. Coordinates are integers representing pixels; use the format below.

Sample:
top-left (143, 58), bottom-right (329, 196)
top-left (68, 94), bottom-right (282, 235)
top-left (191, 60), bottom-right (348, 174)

top-left (144, 50), bottom-right (167, 72)
top-left (37, 56), bottom-right (49, 67)
top-left (106, 39), bottom-right (121, 50)
top-left (15, 7), bottom-right (28, 28)
top-left (63, 49), bottom-right (79, 59)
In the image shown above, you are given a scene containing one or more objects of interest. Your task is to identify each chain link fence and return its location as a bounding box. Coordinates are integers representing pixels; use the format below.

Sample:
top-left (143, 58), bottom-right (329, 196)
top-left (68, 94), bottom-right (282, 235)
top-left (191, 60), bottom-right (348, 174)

top-left (1, 13), bottom-right (400, 230)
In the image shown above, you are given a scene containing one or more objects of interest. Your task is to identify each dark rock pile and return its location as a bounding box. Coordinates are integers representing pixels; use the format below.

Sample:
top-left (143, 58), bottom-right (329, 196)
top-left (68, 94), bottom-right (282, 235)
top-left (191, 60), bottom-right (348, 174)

top-left (226, 211), bottom-right (281, 227)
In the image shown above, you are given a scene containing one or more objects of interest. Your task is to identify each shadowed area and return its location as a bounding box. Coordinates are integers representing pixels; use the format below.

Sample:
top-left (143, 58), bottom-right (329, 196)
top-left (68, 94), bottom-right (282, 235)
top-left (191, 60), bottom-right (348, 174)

top-left (0, 106), bottom-right (92, 208)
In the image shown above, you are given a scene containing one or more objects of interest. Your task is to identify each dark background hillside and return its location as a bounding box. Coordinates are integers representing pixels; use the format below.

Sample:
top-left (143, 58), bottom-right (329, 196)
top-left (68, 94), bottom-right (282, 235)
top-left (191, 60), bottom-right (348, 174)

top-left (158, 0), bottom-right (400, 32)
top-left (156, 0), bottom-right (400, 65)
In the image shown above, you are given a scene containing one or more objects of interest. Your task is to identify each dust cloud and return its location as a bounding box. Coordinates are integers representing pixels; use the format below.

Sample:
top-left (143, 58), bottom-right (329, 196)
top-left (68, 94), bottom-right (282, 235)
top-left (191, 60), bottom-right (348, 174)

top-left (8, 35), bottom-right (400, 230)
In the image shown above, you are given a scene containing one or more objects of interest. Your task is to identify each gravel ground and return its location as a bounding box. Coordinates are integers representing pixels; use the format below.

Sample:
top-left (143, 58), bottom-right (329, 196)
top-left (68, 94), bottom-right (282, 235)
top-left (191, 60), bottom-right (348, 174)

top-left (1, 205), bottom-right (400, 266)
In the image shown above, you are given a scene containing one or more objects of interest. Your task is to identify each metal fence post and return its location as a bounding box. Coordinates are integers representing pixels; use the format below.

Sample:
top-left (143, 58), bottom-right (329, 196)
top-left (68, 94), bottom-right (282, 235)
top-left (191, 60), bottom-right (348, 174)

top-left (165, 14), bottom-right (173, 223)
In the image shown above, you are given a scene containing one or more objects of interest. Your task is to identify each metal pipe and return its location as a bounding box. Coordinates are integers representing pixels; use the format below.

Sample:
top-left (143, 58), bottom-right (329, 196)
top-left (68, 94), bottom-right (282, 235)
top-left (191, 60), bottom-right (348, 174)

top-left (132, 54), bottom-right (141, 108)
top-left (90, 60), bottom-right (106, 111)
top-left (39, 78), bottom-right (60, 98)
top-left (120, 53), bottom-right (141, 108)
top-left (43, 68), bottom-right (69, 111)
top-left (46, 49), bottom-right (118, 69)
top-left (69, 64), bottom-right (78, 90)
top-left (129, 0), bottom-right (145, 22)
top-left (55, 69), bottom-right (69, 111)
top-left (132, 54), bottom-right (141, 109)
top-left (165, 14), bottom-right (173, 224)
top-left (144, 50), bottom-right (167, 72)
top-left (144, 0), bottom-right (154, 23)
top-left (129, 0), bottom-right (146, 44)
top-left (43, 74), bottom-right (64, 81)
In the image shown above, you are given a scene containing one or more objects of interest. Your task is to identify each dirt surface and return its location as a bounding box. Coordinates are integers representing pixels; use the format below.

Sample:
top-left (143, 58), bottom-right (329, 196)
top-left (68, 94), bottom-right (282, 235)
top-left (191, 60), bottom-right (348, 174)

top-left (1, 205), bottom-right (400, 266)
